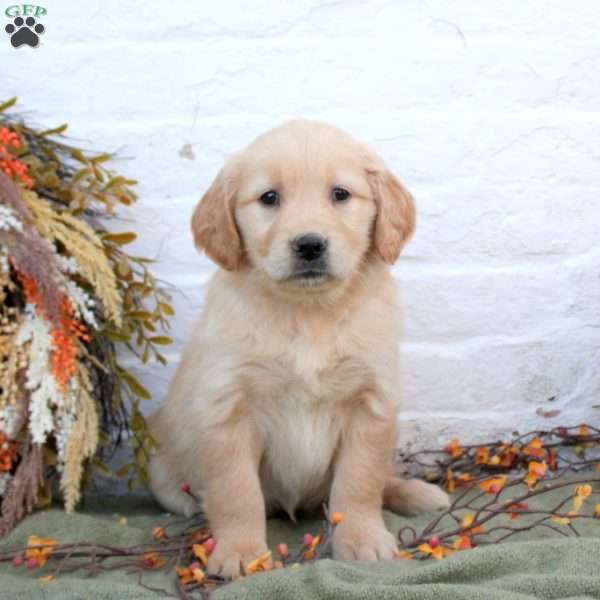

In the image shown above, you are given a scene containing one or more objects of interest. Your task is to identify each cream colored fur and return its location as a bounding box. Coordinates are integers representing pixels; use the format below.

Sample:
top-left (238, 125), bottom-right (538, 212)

top-left (147, 120), bottom-right (450, 578)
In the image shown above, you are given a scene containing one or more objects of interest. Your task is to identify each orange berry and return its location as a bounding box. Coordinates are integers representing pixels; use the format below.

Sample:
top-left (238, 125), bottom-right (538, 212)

top-left (330, 512), bottom-right (343, 525)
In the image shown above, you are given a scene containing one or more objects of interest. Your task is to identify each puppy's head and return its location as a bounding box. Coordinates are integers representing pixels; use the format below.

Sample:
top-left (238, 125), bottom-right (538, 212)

top-left (192, 120), bottom-right (415, 291)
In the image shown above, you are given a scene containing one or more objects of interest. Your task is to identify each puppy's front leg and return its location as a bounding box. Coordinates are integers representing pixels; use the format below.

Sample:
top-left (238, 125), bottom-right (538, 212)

top-left (330, 396), bottom-right (398, 561)
top-left (202, 419), bottom-right (269, 579)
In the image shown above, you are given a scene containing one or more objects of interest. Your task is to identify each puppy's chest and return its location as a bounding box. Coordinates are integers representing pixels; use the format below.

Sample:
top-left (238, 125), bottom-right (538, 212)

top-left (254, 330), bottom-right (370, 405)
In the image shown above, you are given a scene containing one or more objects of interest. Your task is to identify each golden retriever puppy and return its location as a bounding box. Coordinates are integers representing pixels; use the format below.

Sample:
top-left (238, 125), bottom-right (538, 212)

top-left (147, 119), bottom-right (450, 578)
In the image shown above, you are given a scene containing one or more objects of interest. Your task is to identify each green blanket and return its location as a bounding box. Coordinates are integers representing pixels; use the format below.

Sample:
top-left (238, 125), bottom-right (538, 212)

top-left (1, 483), bottom-right (599, 599)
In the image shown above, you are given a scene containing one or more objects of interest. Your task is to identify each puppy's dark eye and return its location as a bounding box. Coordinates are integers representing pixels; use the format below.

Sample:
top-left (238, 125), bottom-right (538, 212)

top-left (332, 187), bottom-right (351, 203)
top-left (259, 190), bottom-right (280, 206)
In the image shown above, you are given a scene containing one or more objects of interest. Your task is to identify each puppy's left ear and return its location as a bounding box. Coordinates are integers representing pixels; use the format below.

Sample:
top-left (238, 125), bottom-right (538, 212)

top-left (366, 155), bottom-right (416, 264)
top-left (191, 157), bottom-right (244, 271)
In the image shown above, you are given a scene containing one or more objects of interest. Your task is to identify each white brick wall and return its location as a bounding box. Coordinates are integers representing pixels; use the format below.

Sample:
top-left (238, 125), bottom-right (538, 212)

top-left (3, 0), bottom-right (600, 449)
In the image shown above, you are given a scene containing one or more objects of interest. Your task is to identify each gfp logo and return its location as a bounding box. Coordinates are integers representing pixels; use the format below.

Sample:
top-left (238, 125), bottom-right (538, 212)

top-left (4, 4), bottom-right (46, 47)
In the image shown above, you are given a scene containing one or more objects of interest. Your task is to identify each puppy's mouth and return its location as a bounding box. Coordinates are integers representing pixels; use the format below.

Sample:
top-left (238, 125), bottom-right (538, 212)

top-left (287, 263), bottom-right (333, 285)
top-left (291, 269), bottom-right (330, 280)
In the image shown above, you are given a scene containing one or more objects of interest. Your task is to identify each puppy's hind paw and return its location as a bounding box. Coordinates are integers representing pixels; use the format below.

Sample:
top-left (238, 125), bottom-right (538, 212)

top-left (384, 477), bottom-right (451, 516)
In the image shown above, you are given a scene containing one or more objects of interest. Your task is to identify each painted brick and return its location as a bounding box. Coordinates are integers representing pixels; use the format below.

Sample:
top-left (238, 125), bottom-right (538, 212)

top-left (3, 0), bottom-right (598, 453)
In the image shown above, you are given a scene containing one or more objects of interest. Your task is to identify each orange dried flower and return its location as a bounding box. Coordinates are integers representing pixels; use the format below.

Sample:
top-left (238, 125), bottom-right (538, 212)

top-left (16, 273), bottom-right (89, 391)
top-left (0, 128), bottom-right (33, 187)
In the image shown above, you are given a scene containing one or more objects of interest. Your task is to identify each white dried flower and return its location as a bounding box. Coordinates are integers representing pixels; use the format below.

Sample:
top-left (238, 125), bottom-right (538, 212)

top-left (15, 305), bottom-right (66, 444)
top-left (0, 205), bottom-right (23, 232)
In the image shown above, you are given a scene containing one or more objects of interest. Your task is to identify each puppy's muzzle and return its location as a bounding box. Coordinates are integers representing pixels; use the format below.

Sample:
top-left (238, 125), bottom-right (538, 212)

top-left (289, 233), bottom-right (329, 280)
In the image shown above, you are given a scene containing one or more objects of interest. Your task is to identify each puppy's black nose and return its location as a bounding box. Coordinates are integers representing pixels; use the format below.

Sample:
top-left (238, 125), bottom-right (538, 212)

top-left (291, 233), bottom-right (328, 261)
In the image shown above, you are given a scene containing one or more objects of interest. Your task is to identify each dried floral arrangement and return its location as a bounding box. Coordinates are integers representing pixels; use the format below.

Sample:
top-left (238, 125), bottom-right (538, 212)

top-left (0, 425), bottom-right (598, 598)
top-left (0, 97), bottom-right (173, 534)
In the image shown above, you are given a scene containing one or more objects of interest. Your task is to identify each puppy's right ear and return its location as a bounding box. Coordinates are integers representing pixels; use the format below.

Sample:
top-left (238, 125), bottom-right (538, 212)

top-left (191, 159), bottom-right (244, 271)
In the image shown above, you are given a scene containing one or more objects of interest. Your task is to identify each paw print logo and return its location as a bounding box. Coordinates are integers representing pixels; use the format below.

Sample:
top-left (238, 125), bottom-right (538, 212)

top-left (5, 16), bottom-right (45, 48)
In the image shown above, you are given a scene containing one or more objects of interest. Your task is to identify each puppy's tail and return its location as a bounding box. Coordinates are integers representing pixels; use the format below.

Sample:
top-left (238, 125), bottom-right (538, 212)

top-left (383, 475), bottom-right (451, 516)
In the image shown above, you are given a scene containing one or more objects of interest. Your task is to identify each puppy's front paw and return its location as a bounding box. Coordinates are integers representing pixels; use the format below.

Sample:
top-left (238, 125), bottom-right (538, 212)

top-left (207, 536), bottom-right (270, 579)
top-left (333, 519), bottom-right (398, 562)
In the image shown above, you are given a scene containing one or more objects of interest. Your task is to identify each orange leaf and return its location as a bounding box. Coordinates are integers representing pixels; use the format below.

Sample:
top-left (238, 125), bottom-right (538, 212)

top-left (245, 551), bottom-right (272, 574)
top-left (594, 504), bottom-right (600, 517)
top-left (528, 461), bottom-right (547, 478)
top-left (523, 438), bottom-right (545, 458)
top-left (454, 535), bottom-right (472, 550)
top-left (418, 543), bottom-right (452, 559)
top-left (192, 544), bottom-right (209, 566)
top-left (576, 484), bottom-right (592, 498)
top-left (446, 469), bottom-right (456, 493)
top-left (192, 567), bottom-right (206, 584)
top-left (525, 472), bottom-right (538, 489)
top-left (475, 447), bottom-right (489, 465)
top-left (499, 446), bottom-right (520, 468)
top-left (152, 526), bottom-right (166, 540)
top-left (444, 438), bottom-right (463, 458)
top-left (176, 566), bottom-right (195, 584)
top-left (578, 425), bottom-right (590, 437)
top-left (397, 550), bottom-right (413, 560)
top-left (457, 473), bottom-right (475, 485)
top-left (462, 514), bottom-right (475, 528)
top-left (479, 476), bottom-right (507, 494)
top-left (461, 513), bottom-right (484, 535)
top-left (25, 536), bottom-right (57, 567)
top-left (551, 516), bottom-right (571, 525)
top-left (140, 552), bottom-right (166, 569)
